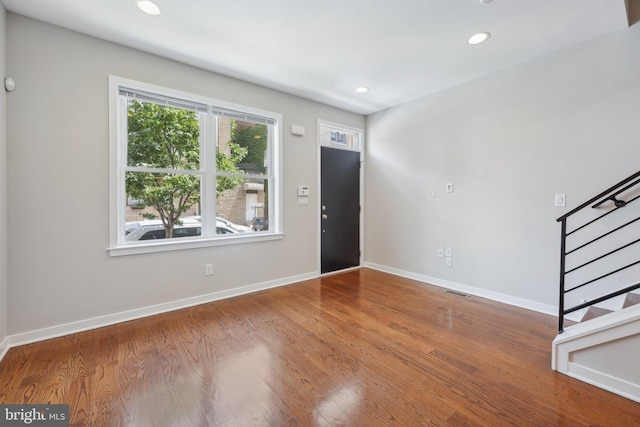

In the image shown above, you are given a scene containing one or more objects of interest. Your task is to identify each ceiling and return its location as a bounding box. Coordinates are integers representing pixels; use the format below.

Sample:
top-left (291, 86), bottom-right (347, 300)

top-left (1, 0), bottom-right (631, 115)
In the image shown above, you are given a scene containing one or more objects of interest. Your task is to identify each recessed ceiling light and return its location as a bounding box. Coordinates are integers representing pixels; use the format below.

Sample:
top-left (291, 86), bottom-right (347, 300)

top-left (137, 0), bottom-right (161, 16)
top-left (467, 32), bottom-right (491, 45)
top-left (355, 86), bottom-right (369, 93)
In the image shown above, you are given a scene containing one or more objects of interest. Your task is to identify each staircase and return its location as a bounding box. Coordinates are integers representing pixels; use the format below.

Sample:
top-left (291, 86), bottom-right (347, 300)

top-left (581, 292), bottom-right (640, 319)
top-left (552, 171), bottom-right (640, 403)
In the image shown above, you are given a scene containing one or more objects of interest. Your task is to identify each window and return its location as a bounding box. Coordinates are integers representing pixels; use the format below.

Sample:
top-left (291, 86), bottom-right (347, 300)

top-left (318, 120), bottom-right (361, 151)
top-left (109, 76), bottom-right (282, 255)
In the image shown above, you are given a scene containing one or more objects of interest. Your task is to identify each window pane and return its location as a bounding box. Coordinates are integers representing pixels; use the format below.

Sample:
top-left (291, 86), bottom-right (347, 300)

top-left (124, 171), bottom-right (201, 241)
top-left (112, 77), bottom-right (282, 252)
top-left (319, 124), bottom-right (360, 151)
top-left (130, 223), bottom-right (201, 241)
top-left (216, 177), bottom-right (269, 232)
top-left (127, 100), bottom-right (200, 170)
top-left (217, 118), bottom-right (269, 175)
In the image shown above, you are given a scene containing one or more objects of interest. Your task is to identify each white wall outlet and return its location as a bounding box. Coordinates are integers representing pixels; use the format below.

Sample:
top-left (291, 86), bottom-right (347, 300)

top-left (437, 248), bottom-right (444, 257)
top-left (445, 247), bottom-right (453, 257)
top-left (445, 257), bottom-right (452, 267)
top-left (298, 197), bottom-right (309, 206)
top-left (446, 183), bottom-right (453, 193)
top-left (555, 194), bottom-right (566, 207)
top-left (205, 264), bottom-right (213, 276)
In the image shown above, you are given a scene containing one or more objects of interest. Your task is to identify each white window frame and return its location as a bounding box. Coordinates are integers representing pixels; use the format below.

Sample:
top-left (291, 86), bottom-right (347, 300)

top-left (108, 76), bottom-right (283, 256)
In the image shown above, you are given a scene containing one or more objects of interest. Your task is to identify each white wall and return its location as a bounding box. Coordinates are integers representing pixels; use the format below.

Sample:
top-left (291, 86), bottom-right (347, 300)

top-left (6, 14), bottom-right (364, 337)
top-left (365, 23), bottom-right (640, 311)
top-left (0, 6), bottom-right (8, 352)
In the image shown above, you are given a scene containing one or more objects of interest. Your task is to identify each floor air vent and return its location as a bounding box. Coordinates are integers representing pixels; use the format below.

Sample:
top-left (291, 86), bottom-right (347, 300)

top-left (444, 290), bottom-right (470, 298)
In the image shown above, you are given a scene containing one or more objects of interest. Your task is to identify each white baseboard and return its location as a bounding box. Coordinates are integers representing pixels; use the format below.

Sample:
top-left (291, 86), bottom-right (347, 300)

top-left (364, 262), bottom-right (557, 316)
top-left (567, 362), bottom-right (640, 404)
top-left (1, 264), bottom-right (558, 362)
top-left (4, 271), bottom-right (318, 353)
top-left (0, 336), bottom-right (9, 361)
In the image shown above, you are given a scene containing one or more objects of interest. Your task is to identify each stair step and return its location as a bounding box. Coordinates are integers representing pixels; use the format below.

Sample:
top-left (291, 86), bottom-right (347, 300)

top-left (623, 293), bottom-right (640, 308)
top-left (581, 306), bottom-right (614, 322)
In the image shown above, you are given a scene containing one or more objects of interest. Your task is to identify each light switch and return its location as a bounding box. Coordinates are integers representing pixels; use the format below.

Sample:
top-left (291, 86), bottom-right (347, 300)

top-left (555, 194), bottom-right (566, 207)
top-left (298, 185), bottom-right (310, 196)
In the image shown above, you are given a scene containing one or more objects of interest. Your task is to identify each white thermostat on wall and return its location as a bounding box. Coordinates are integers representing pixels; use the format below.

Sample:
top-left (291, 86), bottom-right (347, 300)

top-left (297, 185), bottom-right (310, 196)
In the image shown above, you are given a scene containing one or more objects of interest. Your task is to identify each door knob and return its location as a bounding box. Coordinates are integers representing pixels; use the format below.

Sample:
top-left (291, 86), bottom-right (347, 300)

top-left (322, 214), bottom-right (328, 219)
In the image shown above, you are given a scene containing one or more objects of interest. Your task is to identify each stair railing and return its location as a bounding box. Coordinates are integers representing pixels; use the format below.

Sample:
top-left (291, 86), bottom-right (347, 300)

top-left (557, 170), bottom-right (640, 333)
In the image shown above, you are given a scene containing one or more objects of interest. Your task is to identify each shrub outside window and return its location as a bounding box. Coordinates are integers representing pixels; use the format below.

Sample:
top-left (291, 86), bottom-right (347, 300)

top-left (109, 76), bottom-right (282, 255)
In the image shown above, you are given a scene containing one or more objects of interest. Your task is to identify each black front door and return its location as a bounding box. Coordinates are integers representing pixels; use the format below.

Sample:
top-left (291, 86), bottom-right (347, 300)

top-left (321, 146), bottom-right (360, 274)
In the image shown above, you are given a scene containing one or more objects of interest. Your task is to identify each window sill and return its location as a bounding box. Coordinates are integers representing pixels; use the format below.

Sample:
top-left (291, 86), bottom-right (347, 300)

top-left (107, 232), bottom-right (284, 257)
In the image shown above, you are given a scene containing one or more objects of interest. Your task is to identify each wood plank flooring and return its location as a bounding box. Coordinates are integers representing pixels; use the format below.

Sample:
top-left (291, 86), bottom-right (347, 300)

top-left (1, 268), bottom-right (639, 426)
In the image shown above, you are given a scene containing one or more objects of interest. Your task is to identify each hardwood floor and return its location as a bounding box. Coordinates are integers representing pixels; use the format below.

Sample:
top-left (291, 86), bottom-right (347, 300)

top-left (1, 268), bottom-right (639, 426)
